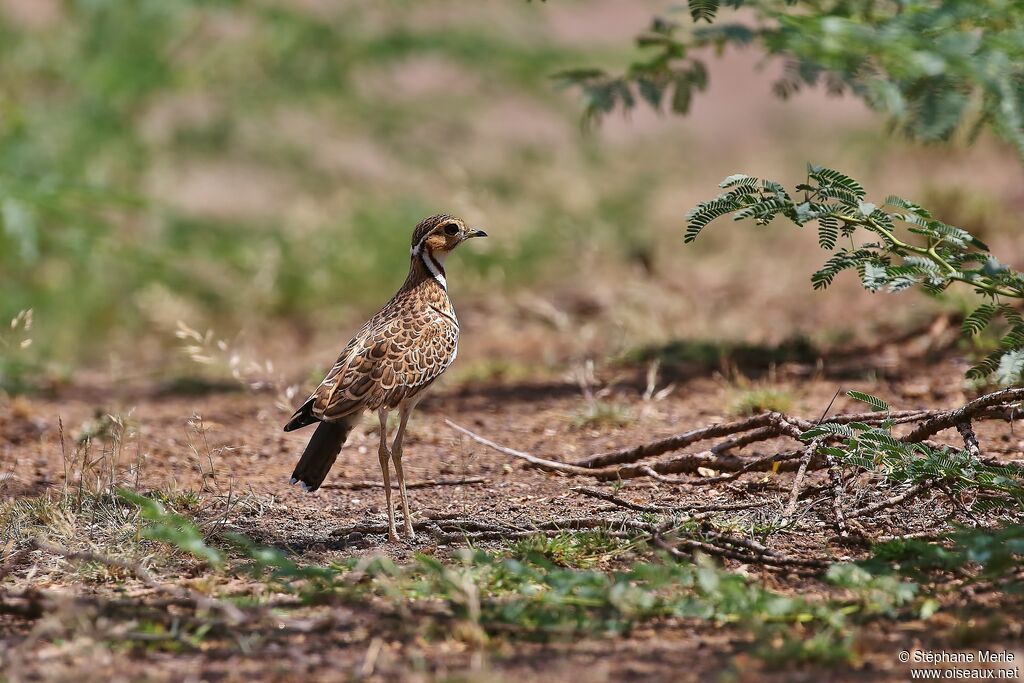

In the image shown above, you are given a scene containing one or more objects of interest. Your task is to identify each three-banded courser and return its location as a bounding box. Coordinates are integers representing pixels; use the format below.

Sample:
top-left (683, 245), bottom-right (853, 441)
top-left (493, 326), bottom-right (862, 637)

top-left (284, 214), bottom-right (486, 541)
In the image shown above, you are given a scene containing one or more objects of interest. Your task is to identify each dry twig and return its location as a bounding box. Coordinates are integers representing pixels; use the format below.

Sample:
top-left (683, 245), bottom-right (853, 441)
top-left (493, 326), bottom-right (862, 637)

top-left (784, 438), bottom-right (820, 521)
top-left (571, 486), bottom-right (767, 514)
top-left (848, 479), bottom-right (936, 520)
top-left (323, 477), bottom-right (487, 491)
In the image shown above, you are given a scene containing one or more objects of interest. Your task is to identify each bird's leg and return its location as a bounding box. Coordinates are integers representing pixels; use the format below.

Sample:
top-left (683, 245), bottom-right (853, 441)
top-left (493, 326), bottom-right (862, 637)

top-left (390, 403), bottom-right (416, 540)
top-left (377, 410), bottom-right (398, 542)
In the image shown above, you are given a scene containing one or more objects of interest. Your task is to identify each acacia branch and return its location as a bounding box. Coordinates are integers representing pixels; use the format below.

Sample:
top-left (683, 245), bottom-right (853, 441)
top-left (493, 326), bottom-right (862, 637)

top-left (904, 388), bottom-right (1024, 442)
top-left (572, 409), bottom-right (937, 470)
top-left (572, 413), bottom-right (778, 469)
top-left (448, 419), bottom-right (813, 482)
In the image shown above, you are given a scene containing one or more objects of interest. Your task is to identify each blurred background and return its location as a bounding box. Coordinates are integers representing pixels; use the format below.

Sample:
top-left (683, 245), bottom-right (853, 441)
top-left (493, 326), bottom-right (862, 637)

top-left (1, 0), bottom-right (1022, 390)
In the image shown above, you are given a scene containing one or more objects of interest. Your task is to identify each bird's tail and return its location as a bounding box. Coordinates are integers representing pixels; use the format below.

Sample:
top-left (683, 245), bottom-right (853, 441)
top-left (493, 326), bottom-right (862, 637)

top-left (290, 415), bottom-right (359, 492)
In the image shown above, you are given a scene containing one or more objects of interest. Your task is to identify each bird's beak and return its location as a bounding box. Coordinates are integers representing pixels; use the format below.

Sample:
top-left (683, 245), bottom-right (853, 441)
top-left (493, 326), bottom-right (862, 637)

top-left (469, 229), bottom-right (488, 239)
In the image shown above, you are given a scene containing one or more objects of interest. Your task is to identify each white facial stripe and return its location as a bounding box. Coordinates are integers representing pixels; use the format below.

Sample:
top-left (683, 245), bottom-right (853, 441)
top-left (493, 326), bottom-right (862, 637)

top-left (410, 225), bottom-right (451, 287)
top-left (411, 234), bottom-right (429, 257)
top-left (422, 249), bottom-right (447, 288)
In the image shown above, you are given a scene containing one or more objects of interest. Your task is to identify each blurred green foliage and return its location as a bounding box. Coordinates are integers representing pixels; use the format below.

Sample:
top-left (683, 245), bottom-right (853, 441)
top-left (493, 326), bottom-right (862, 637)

top-left (560, 0), bottom-right (1024, 156)
top-left (0, 0), bottom-right (619, 366)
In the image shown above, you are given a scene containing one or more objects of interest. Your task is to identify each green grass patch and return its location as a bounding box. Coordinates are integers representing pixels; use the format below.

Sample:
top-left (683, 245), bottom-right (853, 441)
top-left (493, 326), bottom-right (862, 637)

top-left (730, 386), bottom-right (794, 416)
top-left (509, 531), bottom-right (625, 568)
top-left (626, 337), bottom-right (820, 376)
top-left (571, 401), bottom-right (633, 430)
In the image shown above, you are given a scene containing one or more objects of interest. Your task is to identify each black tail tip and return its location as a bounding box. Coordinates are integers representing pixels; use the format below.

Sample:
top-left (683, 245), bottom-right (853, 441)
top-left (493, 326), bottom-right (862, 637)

top-left (283, 414), bottom-right (313, 432)
top-left (289, 476), bottom-right (319, 492)
top-left (283, 397), bottom-right (318, 432)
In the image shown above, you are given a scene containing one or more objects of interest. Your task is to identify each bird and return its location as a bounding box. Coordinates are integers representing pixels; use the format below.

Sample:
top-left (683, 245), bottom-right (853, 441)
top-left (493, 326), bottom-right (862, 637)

top-left (283, 214), bottom-right (487, 542)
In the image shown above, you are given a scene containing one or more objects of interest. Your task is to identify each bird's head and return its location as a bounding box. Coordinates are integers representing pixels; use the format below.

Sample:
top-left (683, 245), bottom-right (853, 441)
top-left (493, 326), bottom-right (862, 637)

top-left (410, 214), bottom-right (487, 264)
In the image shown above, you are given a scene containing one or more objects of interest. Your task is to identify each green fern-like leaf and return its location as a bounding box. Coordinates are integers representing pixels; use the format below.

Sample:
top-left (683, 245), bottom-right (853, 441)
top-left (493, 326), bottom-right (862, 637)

top-left (800, 422), bottom-right (857, 440)
top-left (884, 264), bottom-right (928, 292)
top-left (636, 77), bottom-right (665, 109)
top-left (685, 196), bottom-right (741, 242)
top-left (858, 430), bottom-right (901, 450)
top-left (732, 197), bottom-right (794, 222)
top-left (859, 261), bottom-right (890, 292)
top-left (719, 174), bottom-right (758, 189)
top-left (817, 215), bottom-right (839, 249)
top-left (809, 165), bottom-right (866, 200)
top-left (811, 249), bottom-right (871, 289)
top-left (816, 185), bottom-right (865, 206)
top-left (687, 0), bottom-right (720, 22)
top-left (929, 222), bottom-right (974, 248)
top-left (999, 304), bottom-right (1024, 327)
top-left (847, 390), bottom-right (889, 412)
top-left (900, 256), bottom-right (941, 273)
top-left (884, 195), bottom-right (932, 218)
top-left (962, 303), bottom-right (998, 335)
top-left (967, 351), bottom-right (1003, 379)
top-left (999, 325), bottom-right (1024, 350)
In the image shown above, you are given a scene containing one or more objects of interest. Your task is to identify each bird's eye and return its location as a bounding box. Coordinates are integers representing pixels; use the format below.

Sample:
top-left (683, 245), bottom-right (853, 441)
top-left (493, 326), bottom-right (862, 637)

top-left (443, 223), bottom-right (460, 236)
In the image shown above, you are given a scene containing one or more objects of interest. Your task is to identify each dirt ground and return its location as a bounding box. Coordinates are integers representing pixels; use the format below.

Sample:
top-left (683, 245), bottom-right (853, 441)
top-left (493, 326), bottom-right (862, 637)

top-left (3, 341), bottom-right (1024, 682)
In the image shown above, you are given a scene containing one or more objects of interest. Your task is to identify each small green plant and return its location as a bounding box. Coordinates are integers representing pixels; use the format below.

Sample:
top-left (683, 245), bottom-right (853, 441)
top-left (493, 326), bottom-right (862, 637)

top-left (569, 360), bottom-right (634, 429)
top-left (453, 358), bottom-right (546, 385)
top-left (571, 400), bottom-right (633, 430)
top-left (509, 531), bottom-right (624, 568)
top-left (730, 386), bottom-right (793, 416)
top-left (0, 308), bottom-right (43, 393)
top-left (686, 166), bottom-right (1024, 384)
top-left (866, 523), bottom-right (1024, 595)
top-left (119, 489), bottom-right (224, 566)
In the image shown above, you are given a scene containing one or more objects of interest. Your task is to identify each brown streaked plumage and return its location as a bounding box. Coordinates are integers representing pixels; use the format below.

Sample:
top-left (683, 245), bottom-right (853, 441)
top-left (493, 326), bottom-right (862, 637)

top-left (284, 214), bottom-right (486, 541)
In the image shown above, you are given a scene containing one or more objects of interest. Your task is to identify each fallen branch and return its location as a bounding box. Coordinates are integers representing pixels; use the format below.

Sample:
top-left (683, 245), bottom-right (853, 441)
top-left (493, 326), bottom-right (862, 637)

top-left (449, 390), bottom-right (1023, 485)
top-left (570, 487), bottom-right (663, 513)
top-left (682, 449), bottom-right (807, 485)
top-left (335, 514), bottom-right (660, 542)
top-left (711, 426), bottom-right (780, 454)
top-left (904, 388), bottom-right (1024, 442)
top-left (449, 419), bottom-right (811, 482)
top-left (572, 413), bottom-right (777, 469)
top-left (445, 391), bottom-right (1023, 568)
top-left (573, 409), bottom-right (931, 469)
top-left (848, 479), bottom-right (936, 520)
top-left (702, 529), bottom-right (781, 559)
top-left (446, 419), bottom-right (599, 476)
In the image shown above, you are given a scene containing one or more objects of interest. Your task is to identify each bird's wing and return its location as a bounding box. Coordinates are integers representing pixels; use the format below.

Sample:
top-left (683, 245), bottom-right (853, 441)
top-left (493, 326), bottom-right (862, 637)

top-left (309, 305), bottom-right (458, 420)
